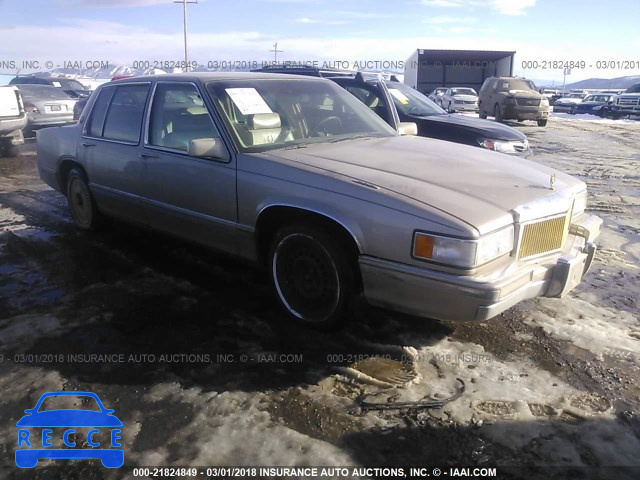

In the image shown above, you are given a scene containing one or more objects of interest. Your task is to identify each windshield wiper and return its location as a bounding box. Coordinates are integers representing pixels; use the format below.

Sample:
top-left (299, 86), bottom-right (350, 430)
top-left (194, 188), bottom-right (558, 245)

top-left (326, 134), bottom-right (380, 143)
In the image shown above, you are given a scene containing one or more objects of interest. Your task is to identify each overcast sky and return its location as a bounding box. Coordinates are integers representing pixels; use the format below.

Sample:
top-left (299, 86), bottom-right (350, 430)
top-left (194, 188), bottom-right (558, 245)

top-left (0, 0), bottom-right (639, 82)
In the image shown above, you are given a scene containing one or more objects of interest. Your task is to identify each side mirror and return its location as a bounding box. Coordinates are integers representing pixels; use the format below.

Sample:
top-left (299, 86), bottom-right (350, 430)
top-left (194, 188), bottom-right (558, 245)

top-left (398, 122), bottom-right (418, 136)
top-left (24, 409), bottom-right (34, 414)
top-left (188, 138), bottom-right (230, 161)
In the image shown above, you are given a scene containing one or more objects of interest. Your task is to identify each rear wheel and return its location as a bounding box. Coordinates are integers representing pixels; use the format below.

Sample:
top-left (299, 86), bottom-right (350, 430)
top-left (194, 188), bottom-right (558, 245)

top-left (537, 119), bottom-right (548, 127)
top-left (66, 168), bottom-right (105, 230)
top-left (0, 139), bottom-right (18, 157)
top-left (494, 104), bottom-right (504, 122)
top-left (268, 224), bottom-right (355, 328)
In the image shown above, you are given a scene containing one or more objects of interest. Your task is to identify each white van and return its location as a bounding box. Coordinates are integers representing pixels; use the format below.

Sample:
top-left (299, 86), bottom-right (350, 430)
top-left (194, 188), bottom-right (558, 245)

top-left (0, 85), bottom-right (28, 157)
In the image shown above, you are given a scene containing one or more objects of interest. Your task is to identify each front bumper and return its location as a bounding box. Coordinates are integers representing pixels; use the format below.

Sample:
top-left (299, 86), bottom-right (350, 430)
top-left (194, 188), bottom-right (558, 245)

top-left (504, 105), bottom-right (549, 120)
top-left (553, 104), bottom-right (577, 113)
top-left (612, 105), bottom-right (640, 115)
top-left (451, 103), bottom-right (478, 112)
top-left (359, 214), bottom-right (602, 322)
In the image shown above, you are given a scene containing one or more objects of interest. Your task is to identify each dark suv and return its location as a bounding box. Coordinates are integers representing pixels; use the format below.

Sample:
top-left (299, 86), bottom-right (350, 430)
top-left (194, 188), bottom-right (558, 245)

top-left (478, 77), bottom-right (549, 126)
top-left (9, 75), bottom-right (91, 99)
top-left (252, 66), bottom-right (531, 156)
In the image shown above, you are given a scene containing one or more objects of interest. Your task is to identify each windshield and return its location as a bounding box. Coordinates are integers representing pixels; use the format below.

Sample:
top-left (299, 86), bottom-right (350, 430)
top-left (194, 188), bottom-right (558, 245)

top-left (385, 81), bottom-right (446, 117)
top-left (567, 93), bottom-right (585, 98)
top-left (206, 78), bottom-right (396, 152)
top-left (58, 79), bottom-right (87, 91)
top-left (451, 88), bottom-right (477, 96)
top-left (585, 95), bottom-right (611, 102)
top-left (16, 85), bottom-right (75, 100)
top-left (626, 84), bottom-right (640, 93)
top-left (497, 79), bottom-right (536, 91)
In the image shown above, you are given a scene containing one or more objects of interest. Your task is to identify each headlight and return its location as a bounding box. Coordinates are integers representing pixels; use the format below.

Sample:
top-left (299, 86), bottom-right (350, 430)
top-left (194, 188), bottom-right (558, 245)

top-left (541, 98), bottom-right (549, 106)
top-left (454, 100), bottom-right (462, 104)
top-left (573, 189), bottom-right (587, 216)
top-left (413, 226), bottom-right (514, 269)
top-left (478, 138), bottom-right (517, 154)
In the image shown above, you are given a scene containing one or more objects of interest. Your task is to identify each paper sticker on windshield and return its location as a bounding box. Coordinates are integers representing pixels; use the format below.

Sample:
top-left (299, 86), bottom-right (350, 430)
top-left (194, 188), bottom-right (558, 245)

top-left (225, 88), bottom-right (273, 115)
top-left (52, 82), bottom-right (62, 88)
top-left (388, 89), bottom-right (410, 104)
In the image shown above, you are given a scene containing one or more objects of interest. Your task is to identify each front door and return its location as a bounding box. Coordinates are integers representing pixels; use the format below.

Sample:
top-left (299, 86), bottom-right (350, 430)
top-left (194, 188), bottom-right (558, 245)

top-left (138, 81), bottom-right (238, 254)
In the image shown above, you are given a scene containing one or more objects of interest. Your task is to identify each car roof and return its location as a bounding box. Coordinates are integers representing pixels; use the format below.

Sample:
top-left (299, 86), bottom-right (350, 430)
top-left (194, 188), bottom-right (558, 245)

top-left (110, 72), bottom-right (331, 84)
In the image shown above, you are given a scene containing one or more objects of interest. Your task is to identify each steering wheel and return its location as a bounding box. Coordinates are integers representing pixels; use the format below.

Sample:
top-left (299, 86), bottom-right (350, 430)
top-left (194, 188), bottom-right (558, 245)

top-left (315, 116), bottom-right (343, 135)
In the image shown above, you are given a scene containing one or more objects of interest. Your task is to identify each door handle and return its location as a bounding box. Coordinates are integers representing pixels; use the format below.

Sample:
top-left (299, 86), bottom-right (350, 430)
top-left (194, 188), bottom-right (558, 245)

top-left (81, 142), bottom-right (96, 147)
top-left (140, 153), bottom-right (158, 159)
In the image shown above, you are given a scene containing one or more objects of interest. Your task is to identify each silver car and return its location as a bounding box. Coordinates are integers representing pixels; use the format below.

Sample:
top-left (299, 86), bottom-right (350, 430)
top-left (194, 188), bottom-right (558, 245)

top-left (16, 85), bottom-right (77, 136)
top-left (440, 87), bottom-right (479, 113)
top-left (37, 73), bottom-right (601, 328)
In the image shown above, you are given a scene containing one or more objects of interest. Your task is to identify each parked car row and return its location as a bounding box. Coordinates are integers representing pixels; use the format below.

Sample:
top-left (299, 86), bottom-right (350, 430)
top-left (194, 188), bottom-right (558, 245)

top-left (547, 84), bottom-right (640, 118)
top-left (37, 72), bottom-right (602, 328)
top-left (428, 77), bottom-right (550, 127)
top-left (0, 75), bottom-right (86, 144)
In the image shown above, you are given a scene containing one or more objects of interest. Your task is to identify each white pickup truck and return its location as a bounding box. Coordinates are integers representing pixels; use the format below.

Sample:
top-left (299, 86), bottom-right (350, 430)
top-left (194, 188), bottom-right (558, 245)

top-left (0, 85), bottom-right (27, 157)
top-left (611, 83), bottom-right (640, 118)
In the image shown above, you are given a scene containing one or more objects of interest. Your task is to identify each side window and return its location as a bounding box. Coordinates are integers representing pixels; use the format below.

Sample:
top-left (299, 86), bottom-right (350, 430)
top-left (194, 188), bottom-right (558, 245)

top-left (345, 85), bottom-right (388, 122)
top-left (149, 83), bottom-right (220, 152)
top-left (86, 87), bottom-right (115, 138)
top-left (102, 84), bottom-right (150, 143)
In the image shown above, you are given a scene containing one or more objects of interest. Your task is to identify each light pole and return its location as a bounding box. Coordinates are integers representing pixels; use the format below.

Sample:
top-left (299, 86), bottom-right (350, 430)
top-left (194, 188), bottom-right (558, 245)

top-left (174, 0), bottom-right (198, 72)
top-left (562, 67), bottom-right (571, 96)
top-left (269, 42), bottom-right (284, 63)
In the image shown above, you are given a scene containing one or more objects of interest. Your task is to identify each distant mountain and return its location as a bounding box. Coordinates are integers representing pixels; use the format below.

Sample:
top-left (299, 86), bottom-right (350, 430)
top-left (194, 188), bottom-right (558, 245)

top-left (565, 75), bottom-right (640, 90)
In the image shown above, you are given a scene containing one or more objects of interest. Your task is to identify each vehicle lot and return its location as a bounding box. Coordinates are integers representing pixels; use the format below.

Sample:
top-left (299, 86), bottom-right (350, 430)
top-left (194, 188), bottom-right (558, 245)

top-left (0, 116), bottom-right (639, 477)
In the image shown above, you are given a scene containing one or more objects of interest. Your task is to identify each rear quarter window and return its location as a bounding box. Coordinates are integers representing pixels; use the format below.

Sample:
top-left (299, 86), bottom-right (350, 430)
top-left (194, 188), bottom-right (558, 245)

top-left (89, 84), bottom-right (151, 143)
top-left (86, 87), bottom-right (116, 138)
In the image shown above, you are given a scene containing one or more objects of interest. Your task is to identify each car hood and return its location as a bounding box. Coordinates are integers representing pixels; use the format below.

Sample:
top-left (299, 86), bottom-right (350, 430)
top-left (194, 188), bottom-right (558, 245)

top-left (507, 90), bottom-right (541, 98)
top-left (452, 94), bottom-right (478, 101)
top-left (556, 98), bottom-right (583, 104)
top-left (267, 136), bottom-right (582, 233)
top-left (409, 113), bottom-right (526, 141)
top-left (576, 101), bottom-right (605, 107)
top-left (16, 410), bottom-right (123, 427)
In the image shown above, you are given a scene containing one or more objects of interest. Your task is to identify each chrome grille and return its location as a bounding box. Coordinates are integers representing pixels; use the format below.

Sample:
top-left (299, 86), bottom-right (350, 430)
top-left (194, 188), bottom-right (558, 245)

top-left (511, 140), bottom-right (528, 152)
top-left (516, 98), bottom-right (541, 107)
top-left (618, 96), bottom-right (640, 106)
top-left (518, 214), bottom-right (569, 259)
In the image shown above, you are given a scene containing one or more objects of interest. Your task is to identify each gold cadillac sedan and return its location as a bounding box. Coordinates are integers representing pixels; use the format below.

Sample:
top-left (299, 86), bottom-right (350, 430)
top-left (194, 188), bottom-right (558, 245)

top-left (36, 73), bottom-right (601, 328)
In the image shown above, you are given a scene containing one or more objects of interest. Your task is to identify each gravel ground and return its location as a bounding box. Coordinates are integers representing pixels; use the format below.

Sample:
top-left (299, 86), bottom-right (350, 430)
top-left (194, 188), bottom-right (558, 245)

top-left (0, 115), bottom-right (639, 479)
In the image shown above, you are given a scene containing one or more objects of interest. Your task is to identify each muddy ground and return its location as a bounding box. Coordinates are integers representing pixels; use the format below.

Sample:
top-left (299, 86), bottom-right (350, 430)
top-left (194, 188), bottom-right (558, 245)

top-left (0, 115), bottom-right (639, 480)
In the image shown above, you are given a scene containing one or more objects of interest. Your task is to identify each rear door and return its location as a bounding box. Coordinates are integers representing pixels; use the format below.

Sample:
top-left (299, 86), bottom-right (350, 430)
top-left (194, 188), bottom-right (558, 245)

top-left (137, 81), bottom-right (237, 253)
top-left (80, 83), bottom-right (151, 220)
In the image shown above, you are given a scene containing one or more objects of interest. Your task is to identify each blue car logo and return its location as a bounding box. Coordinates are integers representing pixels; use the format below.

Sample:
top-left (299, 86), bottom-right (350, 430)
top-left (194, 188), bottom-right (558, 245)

top-left (15, 391), bottom-right (123, 468)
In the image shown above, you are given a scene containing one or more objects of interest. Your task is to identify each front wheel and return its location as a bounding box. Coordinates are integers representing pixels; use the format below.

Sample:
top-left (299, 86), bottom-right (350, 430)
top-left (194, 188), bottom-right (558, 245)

top-left (269, 224), bottom-right (355, 328)
top-left (66, 168), bottom-right (105, 230)
top-left (494, 104), bottom-right (503, 122)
